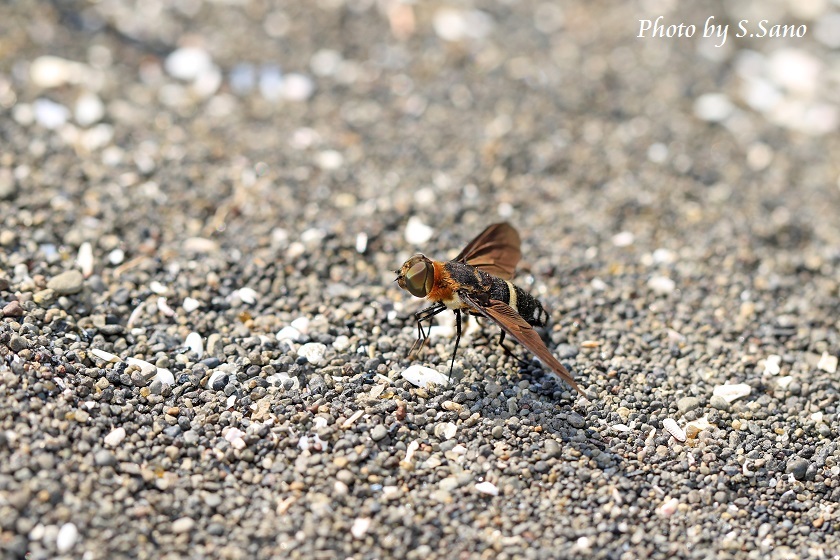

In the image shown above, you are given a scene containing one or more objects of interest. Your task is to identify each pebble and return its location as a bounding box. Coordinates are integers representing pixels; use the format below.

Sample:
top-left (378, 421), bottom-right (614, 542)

top-left (351, 518), bottom-right (371, 539)
top-left (647, 275), bottom-right (676, 295)
top-left (104, 427), bottom-right (126, 447)
top-left (404, 216), bottom-right (434, 245)
top-left (657, 497), bottom-right (679, 517)
top-left (475, 481), bottom-right (499, 496)
top-left (298, 342), bottom-right (327, 366)
top-left (171, 517), bottom-right (196, 534)
top-left (709, 395), bottom-right (731, 411)
top-left (47, 270), bottom-right (84, 294)
top-left (9, 335), bottom-right (29, 352)
top-left (817, 352), bottom-right (837, 373)
top-left (786, 458), bottom-right (810, 481)
top-left (676, 396), bottom-right (700, 414)
top-left (33, 98), bottom-right (70, 129)
top-left (401, 365), bottom-right (450, 388)
top-left (370, 425), bottom-right (388, 442)
top-left (76, 242), bottom-right (94, 277)
top-left (2, 300), bottom-right (24, 317)
top-left (282, 73), bottom-right (315, 101)
top-left (693, 93), bottom-right (734, 122)
top-left (276, 326), bottom-right (302, 342)
top-left (185, 332), bottom-right (203, 358)
top-left (94, 450), bottom-right (116, 466)
top-left (90, 349), bottom-right (119, 363)
top-left (182, 297), bottom-right (200, 312)
top-left (611, 231), bottom-right (634, 247)
top-left (56, 522), bottom-right (78, 553)
top-left (165, 48), bottom-right (213, 81)
top-left (75, 92), bottom-right (105, 127)
top-left (154, 368), bottom-right (175, 386)
top-left (712, 383), bottom-right (751, 403)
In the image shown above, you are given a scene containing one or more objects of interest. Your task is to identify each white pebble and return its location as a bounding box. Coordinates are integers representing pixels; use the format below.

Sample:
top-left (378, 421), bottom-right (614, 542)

top-left (182, 297), bottom-right (200, 312)
top-left (75, 243), bottom-right (94, 278)
top-left (291, 317), bottom-right (310, 333)
top-left (713, 383), bottom-right (751, 403)
top-left (56, 522), bottom-right (78, 553)
top-left (652, 248), bottom-right (676, 264)
top-left (611, 231), bottom-right (634, 247)
top-left (259, 65), bottom-right (284, 100)
top-left (165, 47), bottom-right (214, 81)
top-left (763, 354), bottom-right (782, 375)
top-left (33, 98), bottom-right (70, 129)
top-left (693, 93), bottom-right (734, 122)
top-left (298, 342), bottom-right (328, 366)
top-left (405, 216), bottom-right (434, 245)
top-left (475, 481), bottom-right (499, 496)
top-left (590, 278), bottom-right (607, 291)
top-left (104, 427), bottom-right (126, 447)
top-left (355, 232), bottom-right (368, 254)
top-left (351, 517), bottom-right (371, 539)
top-left (75, 92), bottom-right (105, 127)
top-left (647, 275), bottom-right (676, 295)
top-left (30, 56), bottom-right (87, 88)
top-left (149, 281), bottom-right (168, 294)
top-left (401, 365), bottom-right (450, 388)
top-left (776, 376), bottom-right (793, 389)
top-left (768, 49), bottom-right (821, 96)
top-left (90, 348), bottom-right (119, 363)
top-left (435, 422), bottom-right (457, 440)
top-left (433, 8), bottom-right (468, 41)
top-left (316, 150), bottom-right (344, 170)
top-left (332, 335), bottom-right (351, 352)
top-left (658, 497), bottom-right (679, 516)
top-left (311, 49), bottom-right (343, 77)
top-left (663, 418), bottom-right (686, 442)
top-left (226, 394), bottom-right (237, 408)
top-left (612, 423), bottom-right (631, 433)
top-left (817, 352), bottom-right (837, 373)
top-left (154, 368), bottom-right (174, 386)
top-left (108, 248), bottom-right (125, 265)
top-left (237, 287), bottom-right (258, 304)
top-left (185, 332), bottom-right (203, 358)
top-left (282, 72), bottom-right (315, 101)
top-left (126, 357), bottom-right (156, 376)
top-left (276, 326), bottom-right (302, 342)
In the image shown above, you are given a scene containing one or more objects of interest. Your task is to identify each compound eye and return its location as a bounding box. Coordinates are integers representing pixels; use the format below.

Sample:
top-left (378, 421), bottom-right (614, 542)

top-left (405, 261), bottom-right (430, 297)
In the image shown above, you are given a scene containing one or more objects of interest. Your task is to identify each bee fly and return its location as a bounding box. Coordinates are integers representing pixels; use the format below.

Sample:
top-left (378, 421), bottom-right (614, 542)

top-left (395, 222), bottom-right (583, 395)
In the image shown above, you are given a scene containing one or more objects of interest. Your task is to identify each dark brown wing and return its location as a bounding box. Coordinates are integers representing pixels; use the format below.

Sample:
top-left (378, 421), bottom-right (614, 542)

top-left (460, 292), bottom-right (584, 396)
top-left (453, 223), bottom-right (521, 280)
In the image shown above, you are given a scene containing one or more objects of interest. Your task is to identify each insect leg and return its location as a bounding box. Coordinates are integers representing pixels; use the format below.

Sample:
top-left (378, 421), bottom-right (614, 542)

top-left (498, 331), bottom-right (531, 367)
top-left (448, 309), bottom-right (462, 379)
top-left (409, 303), bottom-right (447, 358)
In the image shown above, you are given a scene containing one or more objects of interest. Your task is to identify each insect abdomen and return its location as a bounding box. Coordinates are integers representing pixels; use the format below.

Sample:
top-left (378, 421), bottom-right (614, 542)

top-left (488, 277), bottom-right (550, 327)
top-left (511, 284), bottom-right (549, 327)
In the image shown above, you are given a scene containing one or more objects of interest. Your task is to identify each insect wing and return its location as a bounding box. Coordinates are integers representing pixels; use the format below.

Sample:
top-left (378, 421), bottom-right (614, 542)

top-left (459, 292), bottom-right (584, 395)
top-left (453, 223), bottom-right (522, 280)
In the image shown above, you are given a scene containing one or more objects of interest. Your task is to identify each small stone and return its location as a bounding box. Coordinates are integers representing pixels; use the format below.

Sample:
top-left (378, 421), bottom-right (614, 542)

top-left (32, 289), bottom-right (55, 305)
top-left (2, 301), bottom-right (23, 317)
top-left (693, 93), bottom-right (733, 122)
top-left (405, 216), bottom-right (434, 245)
top-left (370, 425), bottom-right (388, 442)
top-left (401, 365), bottom-right (450, 388)
top-left (709, 395), bottom-right (731, 411)
top-left (56, 523), bottom-right (78, 553)
top-left (475, 481), bottom-right (499, 496)
top-left (171, 517), bottom-right (196, 534)
top-left (94, 450), bottom-right (116, 466)
top-left (47, 270), bottom-right (84, 295)
top-left (104, 427), bottom-right (126, 447)
top-left (165, 48), bottom-right (213, 81)
top-left (648, 275), bottom-right (676, 295)
top-left (185, 332), bottom-right (203, 358)
top-left (677, 396), bottom-right (700, 414)
top-left (8, 335), bottom-right (29, 352)
top-left (817, 352), bottom-right (837, 374)
top-left (567, 412), bottom-right (585, 429)
top-left (74, 409), bottom-right (90, 423)
top-left (713, 383), bottom-right (751, 403)
top-left (351, 517), bottom-right (371, 539)
top-left (786, 458), bottom-right (809, 481)
top-left (298, 342), bottom-right (327, 366)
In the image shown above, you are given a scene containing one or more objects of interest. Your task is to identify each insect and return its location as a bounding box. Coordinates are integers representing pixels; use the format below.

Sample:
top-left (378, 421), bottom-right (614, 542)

top-left (395, 222), bottom-right (583, 395)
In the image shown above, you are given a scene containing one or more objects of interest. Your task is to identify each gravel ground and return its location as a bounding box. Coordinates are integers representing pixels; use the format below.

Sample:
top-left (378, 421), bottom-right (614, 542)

top-left (2, 0), bottom-right (840, 558)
